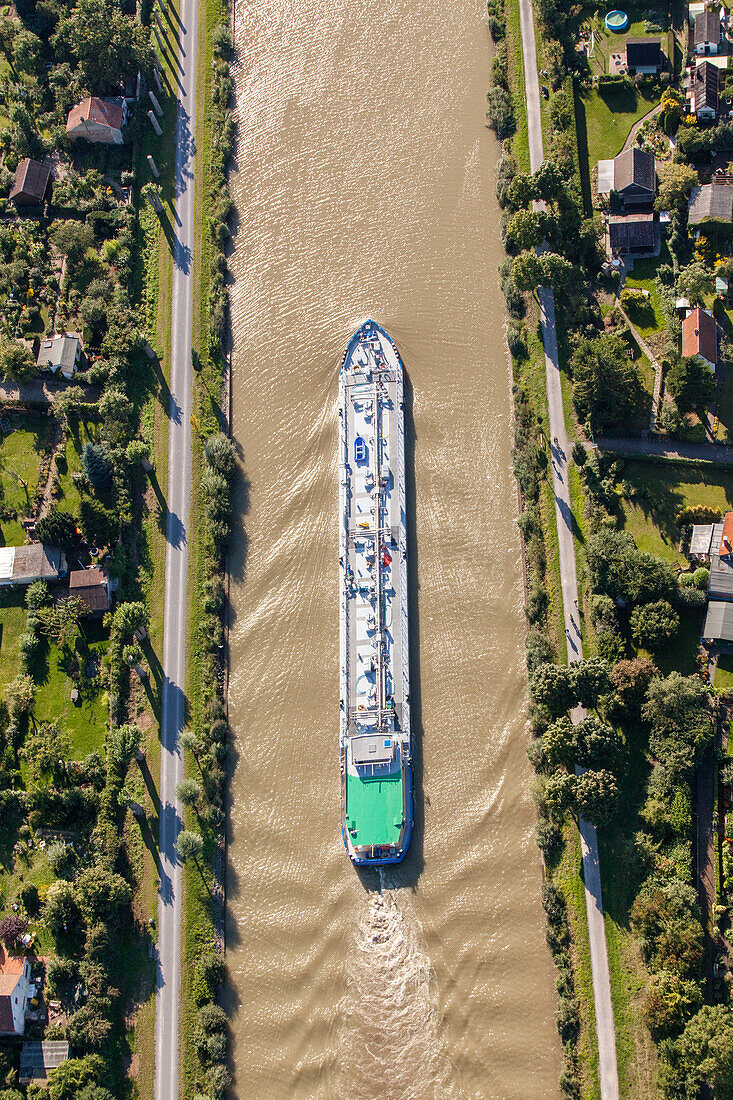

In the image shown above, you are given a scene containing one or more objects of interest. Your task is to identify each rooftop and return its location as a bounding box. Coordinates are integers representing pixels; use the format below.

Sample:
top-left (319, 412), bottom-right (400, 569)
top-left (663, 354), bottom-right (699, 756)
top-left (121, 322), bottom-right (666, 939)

top-left (695, 5), bottom-right (721, 45)
top-left (0, 544), bottom-right (63, 583)
top-left (613, 146), bottom-right (656, 193)
top-left (66, 96), bottom-right (125, 132)
top-left (36, 334), bottom-right (80, 371)
top-left (9, 159), bottom-right (51, 203)
top-left (682, 307), bottom-right (718, 365)
top-left (694, 60), bottom-right (720, 112)
top-left (68, 567), bottom-right (109, 613)
top-left (689, 182), bottom-right (733, 224)
top-left (626, 38), bottom-right (662, 68)
top-left (704, 599), bottom-right (733, 642)
top-left (19, 1041), bottom-right (70, 1083)
top-left (608, 213), bottom-right (655, 250)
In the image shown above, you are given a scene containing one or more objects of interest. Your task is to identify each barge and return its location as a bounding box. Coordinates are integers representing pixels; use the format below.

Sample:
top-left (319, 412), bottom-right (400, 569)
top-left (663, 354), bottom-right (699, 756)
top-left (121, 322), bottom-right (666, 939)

top-left (339, 320), bottom-right (412, 866)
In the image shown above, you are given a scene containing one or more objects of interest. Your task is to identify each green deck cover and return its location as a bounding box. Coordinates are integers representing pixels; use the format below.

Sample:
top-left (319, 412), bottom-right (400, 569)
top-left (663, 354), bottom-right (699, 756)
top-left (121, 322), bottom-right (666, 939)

top-left (345, 769), bottom-right (403, 846)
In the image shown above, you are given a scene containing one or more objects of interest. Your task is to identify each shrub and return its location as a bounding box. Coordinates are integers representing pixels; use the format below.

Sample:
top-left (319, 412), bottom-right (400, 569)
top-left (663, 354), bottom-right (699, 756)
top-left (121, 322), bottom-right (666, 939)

top-left (0, 914), bottom-right (28, 950)
top-left (204, 432), bottom-right (236, 478)
top-left (630, 599), bottom-right (679, 651)
top-left (81, 442), bottom-right (113, 490)
top-left (486, 86), bottom-right (515, 140)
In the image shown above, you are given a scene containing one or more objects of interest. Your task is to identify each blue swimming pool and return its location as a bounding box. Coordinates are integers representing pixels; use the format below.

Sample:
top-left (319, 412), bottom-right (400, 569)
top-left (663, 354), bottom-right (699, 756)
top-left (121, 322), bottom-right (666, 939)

top-left (605, 10), bottom-right (629, 32)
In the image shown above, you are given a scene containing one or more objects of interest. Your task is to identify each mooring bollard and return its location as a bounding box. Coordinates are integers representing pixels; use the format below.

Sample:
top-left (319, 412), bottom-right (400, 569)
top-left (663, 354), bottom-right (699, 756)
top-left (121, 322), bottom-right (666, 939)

top-left (147, 154), bottom-right (160, 178)
top-left (149, 90), bottom-right (163, 118)
top-left (147, 110), bottom-right (163, 136)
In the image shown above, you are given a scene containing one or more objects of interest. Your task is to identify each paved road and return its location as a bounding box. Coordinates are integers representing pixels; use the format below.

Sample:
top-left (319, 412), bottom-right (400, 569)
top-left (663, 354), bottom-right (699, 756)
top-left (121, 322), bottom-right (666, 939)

top-left (517, 3), bottom-right (619, 1097)
top-left (595, 436), bottom-right (733, 463)
top-left (154, 0), bottom-right (199, 1094)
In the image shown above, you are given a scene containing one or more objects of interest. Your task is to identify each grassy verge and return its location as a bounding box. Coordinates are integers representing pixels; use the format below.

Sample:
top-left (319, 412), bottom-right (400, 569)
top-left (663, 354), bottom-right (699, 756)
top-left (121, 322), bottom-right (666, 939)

top-left (505, 0), bottom-right (530, 171)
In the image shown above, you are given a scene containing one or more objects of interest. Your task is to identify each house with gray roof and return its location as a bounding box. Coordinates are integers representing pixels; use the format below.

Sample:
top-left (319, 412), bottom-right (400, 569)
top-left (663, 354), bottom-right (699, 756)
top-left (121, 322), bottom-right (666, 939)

top-left (597, 147), bottom-right (656, 211)
top-left (0, 545), bottom-right (66, 586)
top-left (36, 334), bottom-right (81, 380)
top-left (688, 183), bottom-right (733, 226)
top-left (694, 5), bottom-right (723, 54)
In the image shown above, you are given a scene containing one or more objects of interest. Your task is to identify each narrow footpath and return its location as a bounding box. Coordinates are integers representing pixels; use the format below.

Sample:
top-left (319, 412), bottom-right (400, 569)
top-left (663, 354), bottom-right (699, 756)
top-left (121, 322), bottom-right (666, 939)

top-left (517, 2), bottom-right (619, 1096)
top-left (154, 0), bottom-right (199, 1095)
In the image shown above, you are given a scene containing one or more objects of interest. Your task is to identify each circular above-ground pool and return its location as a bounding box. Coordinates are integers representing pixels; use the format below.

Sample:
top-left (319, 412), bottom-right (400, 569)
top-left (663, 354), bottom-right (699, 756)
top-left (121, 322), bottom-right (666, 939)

top-left (605, 10), bottom-right (629, 31)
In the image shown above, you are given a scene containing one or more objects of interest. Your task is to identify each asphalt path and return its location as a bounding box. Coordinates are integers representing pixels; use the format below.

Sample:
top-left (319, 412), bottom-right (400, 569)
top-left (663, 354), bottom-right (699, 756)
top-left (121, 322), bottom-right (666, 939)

top-left (154, 0), bottom-right (199, 1094)
top-left (517, 2), bottom-right (619, 1097)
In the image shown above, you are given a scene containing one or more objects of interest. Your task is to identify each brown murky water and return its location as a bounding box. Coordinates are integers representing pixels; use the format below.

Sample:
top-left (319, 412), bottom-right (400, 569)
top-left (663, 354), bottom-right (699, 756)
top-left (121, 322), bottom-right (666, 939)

top-left (225, 0), bottom-right (561, 1095)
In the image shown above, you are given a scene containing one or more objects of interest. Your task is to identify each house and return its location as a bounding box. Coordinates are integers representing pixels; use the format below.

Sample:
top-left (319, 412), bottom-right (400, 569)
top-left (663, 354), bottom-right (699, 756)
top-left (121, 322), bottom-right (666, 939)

top-left (19, 1041), bottom-right (70, 1085)
top-left (66, 96), bottom-right (127, 144)
top-left (625, 38), bottom-right (662, 73)
top-left (8, 159), bottom-right (51, 208)
top-left (0, 950), bottom-right (32, 1035)
top-left (691, 61), bottom-right (720, 120)
top-left (596, 146), bottom-right (657, 210)
top-left (0, 545), bottom-right (66, 587)
top-left (682, 306), bottom-right (719, 371)
top-left (68, 566), bottom-right (110, 614)
top-left (36, 334), bottom-right (82, 379)
top-left (608, 213), bottom-right (656, 254)
top-left (687, 182), bottom-right (733, 226)
top-left (707, 515), bottom-right (733, 603)
top-left (694, 5), bottom-right (722, 54)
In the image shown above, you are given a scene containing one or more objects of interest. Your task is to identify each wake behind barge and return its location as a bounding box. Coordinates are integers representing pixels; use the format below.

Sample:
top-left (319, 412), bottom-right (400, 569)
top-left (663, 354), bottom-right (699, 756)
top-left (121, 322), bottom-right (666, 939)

top-left (339, 320), bottom-right (412, 866)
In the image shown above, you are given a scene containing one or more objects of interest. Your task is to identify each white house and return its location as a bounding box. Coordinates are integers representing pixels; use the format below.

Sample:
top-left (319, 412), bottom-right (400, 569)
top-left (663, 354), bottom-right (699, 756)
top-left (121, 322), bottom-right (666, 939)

top-left (0, 952), bottom-right (31, 1035)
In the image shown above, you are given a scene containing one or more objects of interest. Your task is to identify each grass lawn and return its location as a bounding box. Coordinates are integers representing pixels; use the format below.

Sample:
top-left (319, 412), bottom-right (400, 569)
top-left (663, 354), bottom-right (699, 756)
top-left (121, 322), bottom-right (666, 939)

top-left (0, 587), bottom-right (26, 689)
top-left (715, 653), bottom-right (733, 694)
top-left (0, 416), bottom-right (54, 545)
top-left (54, 420), bottom-right (100, 519)
top-left (576, 84), bottom-right (661, 180)
top-left (623, 246), bottom-right (672, 344)
top-left (618, 459), bottom-right (733, 565)
top-left (32, 622), bottom-right (109, 758)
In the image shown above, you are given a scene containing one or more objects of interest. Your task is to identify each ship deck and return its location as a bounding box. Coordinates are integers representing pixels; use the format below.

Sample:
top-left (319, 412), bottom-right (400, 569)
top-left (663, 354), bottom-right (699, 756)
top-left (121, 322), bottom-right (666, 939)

top-left (339, 322), bottom-right (411, 862)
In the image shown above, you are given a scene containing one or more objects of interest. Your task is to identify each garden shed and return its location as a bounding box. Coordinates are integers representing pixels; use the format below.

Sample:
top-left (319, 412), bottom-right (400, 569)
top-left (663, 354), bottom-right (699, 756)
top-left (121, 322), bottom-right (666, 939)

top-left (688, 183), bottom-right (733, 225)
top-left (8, 159), bottom-right (51, 208)
top-left (36, 334), bottom-right (82, 379)
top-left (19, 1040), bottom-right (70, 1084)
top-left (694, 5), bottom-right (723, 54)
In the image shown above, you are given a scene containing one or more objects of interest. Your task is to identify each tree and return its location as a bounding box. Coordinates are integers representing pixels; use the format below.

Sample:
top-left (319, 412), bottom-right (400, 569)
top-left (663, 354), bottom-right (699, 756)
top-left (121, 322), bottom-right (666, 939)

top-left (659, 88), bottom-right (685, 136)
top-left (643, 672), bottom-right (712, 779)
top-left (79, 498), bottom-right (114, 548)
top-left (543, 772), bottom-right (576, 817)
top-left (610, 656), bottom-right (658, 717)
top-left (0, 339), bottom-right (36, 384)
top-left (54, 0), bottom-right (153, 91)
top-left (572, 658), bottom-right (611, 710)
top-left (66, 1002), bottom-right (111, 1050)
top-left (572, 333), bottom-right (640, 432)
top-left (176, 829), bottom-right (203, 862)
top-left (530, 662), bottom-right (576, 717)
top-left (22, 722), bottom-right (70, 787)
top-left (575, 717), bottom-right (621, 770)
top-left (3, 673), bottom-right (35, 718)
top-left (126, 439), bottom-right (151, 465)
top-left (36, 596), bottom-right (88, 648)
top-left (665, 1005), bottom-right (733, 1100)
top-left (630, 600), bottom-right (679, 651)
top-left (176, 778), bottom-right (201, 808)
top-left (81, 442), bottom-right (112, 489)
top-left (506, 208), bottom-right (544, 252)
top-left (511, 250), bottom-right (543, 292)
top-left (542, 715), bottom-right (576, 771)
top-left (573, 769), bottom-right (618, 825)
top-left (11, 28), bottom-right (43, 76)
top-left (76, 866), bottom-right (132, 924)
top-left (35, 508), bottom-right (77, 548)
top-left (666, 355), bottom-right (716, 414)
top-left (539, 251), bottom-right (574, 291)
top-left (51, 220), bottom-right (96, 263)
top-left (0, 915), bottom-right (28, 951)
top-left (643, 970), bottom-right (702, 1040)
top-left (585, 529), bottom-right (676, 605)
top-left (47, 1055), bottom-right (105, 1100)
top-left (42, 880), bottom-right (82, 938)
top-left (676, 261), bottom-right (714, 305)
top-left (655, 162), bottom-right (698, 212)
top-left (533, 158), bottom-right (564, 204)
top-left (113, 601), bottom-right (149, 638)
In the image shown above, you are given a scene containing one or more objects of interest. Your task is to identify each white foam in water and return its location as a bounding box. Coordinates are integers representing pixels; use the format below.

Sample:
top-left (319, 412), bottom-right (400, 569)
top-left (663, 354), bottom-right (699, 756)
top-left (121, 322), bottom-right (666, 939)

top-left (339, 873), bottom-right (453, 1099)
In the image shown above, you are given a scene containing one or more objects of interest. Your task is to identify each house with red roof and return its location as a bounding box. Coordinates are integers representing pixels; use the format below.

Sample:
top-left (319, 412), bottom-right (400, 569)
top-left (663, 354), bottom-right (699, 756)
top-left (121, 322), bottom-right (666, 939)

top-left (682, 307), bottom-right (719, 372)
top-left (0, 949), bottom-right (31, 1035)
top-left (66, 97), bottom-right (128, 145)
